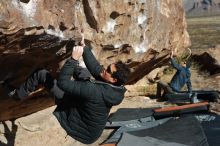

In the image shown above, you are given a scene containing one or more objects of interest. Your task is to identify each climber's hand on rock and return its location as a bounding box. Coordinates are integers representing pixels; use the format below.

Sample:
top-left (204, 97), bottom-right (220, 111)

top-left (72, 46), bottom-right (84, 60)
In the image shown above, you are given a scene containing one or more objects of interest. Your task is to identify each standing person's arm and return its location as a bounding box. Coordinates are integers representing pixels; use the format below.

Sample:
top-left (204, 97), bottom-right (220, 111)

top-left (170, 51), bottom-right (182, 70)
top-left (82, 47), bottom-right (104, 80)
top-left (171, 58), bottom-right (182, 70)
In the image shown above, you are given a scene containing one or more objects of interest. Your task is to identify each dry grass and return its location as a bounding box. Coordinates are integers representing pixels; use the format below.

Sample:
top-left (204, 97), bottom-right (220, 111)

top-left (187, 16), bottom-right (220, 50)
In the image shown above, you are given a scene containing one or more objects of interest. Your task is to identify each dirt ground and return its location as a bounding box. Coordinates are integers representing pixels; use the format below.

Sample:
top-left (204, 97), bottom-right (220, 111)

top-left (0, 95), bottom-right (168, 146)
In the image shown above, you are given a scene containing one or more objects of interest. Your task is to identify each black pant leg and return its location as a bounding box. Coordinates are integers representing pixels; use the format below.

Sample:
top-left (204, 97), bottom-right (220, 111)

top-left (157, 81), bottom-right (175, 98)
top-left (16, 69), bottom-right (64, 100)
top-left (156, 82), bottom-right (162, 98)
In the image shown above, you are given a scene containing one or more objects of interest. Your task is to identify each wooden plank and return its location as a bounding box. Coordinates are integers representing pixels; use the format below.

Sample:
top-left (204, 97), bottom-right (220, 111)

top-left (154, 102), bottom-right (209, 113)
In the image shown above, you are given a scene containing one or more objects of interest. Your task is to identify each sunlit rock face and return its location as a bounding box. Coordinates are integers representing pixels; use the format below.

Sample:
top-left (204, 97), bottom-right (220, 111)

top-left (0, 0), bottom-right (190, 120)
top-left (0, 0), bottom-right (190, 83)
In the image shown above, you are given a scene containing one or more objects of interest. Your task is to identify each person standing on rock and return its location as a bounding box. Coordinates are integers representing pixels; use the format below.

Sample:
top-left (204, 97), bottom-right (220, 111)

top-left (156, 50), bottom-right (192, 101)
top-left (1, 39), bottom-right (131, 144)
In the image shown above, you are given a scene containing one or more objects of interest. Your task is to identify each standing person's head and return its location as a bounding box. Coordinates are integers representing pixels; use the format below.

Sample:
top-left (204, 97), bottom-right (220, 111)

top-left (101, 61), bottom-right (131, 86)
top-left (181, 60), bottom-right (187, 68)
top-left (181, 59), bottom-right (192, 68)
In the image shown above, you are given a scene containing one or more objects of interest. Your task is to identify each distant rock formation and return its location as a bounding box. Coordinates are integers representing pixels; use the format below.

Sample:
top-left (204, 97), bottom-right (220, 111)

top-left (184, 0), bottom-right (220, 17)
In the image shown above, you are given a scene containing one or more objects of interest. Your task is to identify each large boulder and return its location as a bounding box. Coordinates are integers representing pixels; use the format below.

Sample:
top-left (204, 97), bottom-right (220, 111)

top-left (0, 0), bottom-right (190, 121)
top-left (0, 0), bottom-right (190, 83)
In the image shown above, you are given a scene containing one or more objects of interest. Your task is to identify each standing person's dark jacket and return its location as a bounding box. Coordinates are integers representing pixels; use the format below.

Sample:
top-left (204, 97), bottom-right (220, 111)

top-left (169, 58), bottom-right (192, 93)
top-left (53, 47), bottom-right (126, 144)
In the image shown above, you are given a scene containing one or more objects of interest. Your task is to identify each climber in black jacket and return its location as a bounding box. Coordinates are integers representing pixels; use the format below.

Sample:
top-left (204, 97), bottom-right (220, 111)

top-left (3, 43), bottom-right (131, 144)
top-left (54, 45), bottom-right (131, 144)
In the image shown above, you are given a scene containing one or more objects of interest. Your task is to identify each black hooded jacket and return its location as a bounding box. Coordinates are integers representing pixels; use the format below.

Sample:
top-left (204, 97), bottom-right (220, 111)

top-left (53, 47), bottom-right (126, 144)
